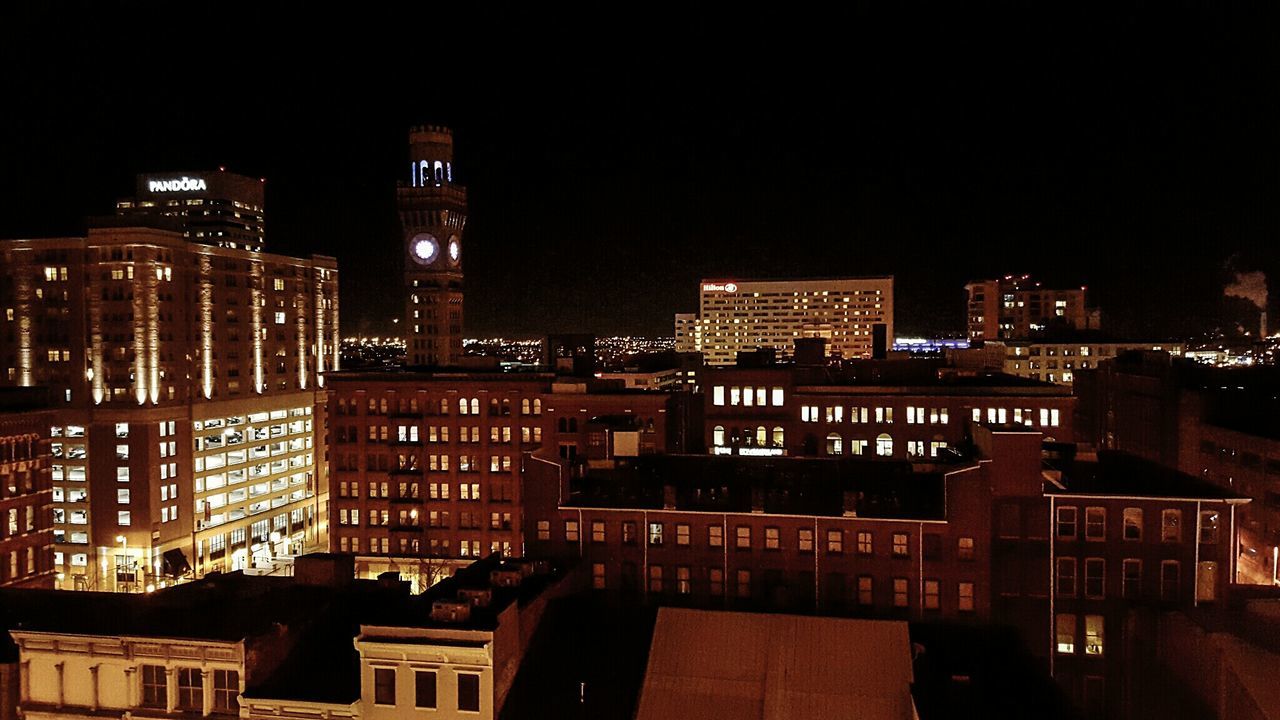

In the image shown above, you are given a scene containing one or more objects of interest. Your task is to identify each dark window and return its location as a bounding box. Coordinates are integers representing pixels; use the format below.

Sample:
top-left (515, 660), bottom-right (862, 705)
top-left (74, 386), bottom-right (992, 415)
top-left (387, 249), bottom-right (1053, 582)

top-left (458, 673), bottom-right (481, 712)
top-left (923, 533), bottom-right (941, 560)
top-left (141, 665), bottom-right (166, 708)
top-left (374, 667), bottom-right (396, 705)
top-left (415, 670), bottom-right (437, 709)
top-left (213, 669), bottom-right (239, 713)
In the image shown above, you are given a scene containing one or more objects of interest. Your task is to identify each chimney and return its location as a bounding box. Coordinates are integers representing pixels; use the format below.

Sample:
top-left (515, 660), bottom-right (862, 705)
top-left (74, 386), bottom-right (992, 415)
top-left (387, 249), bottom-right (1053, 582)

top-left (1263, 311), bottom-right (1269, 339)
top-left (430, 600), bottom-right (472, 623)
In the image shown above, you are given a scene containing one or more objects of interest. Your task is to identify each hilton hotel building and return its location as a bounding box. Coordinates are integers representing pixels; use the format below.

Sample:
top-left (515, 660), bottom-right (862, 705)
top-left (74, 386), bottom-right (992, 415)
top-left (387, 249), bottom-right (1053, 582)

top-left (0, 218), bottom-right (339, 591)
top-left (689, 277), bottom-right (894, 366)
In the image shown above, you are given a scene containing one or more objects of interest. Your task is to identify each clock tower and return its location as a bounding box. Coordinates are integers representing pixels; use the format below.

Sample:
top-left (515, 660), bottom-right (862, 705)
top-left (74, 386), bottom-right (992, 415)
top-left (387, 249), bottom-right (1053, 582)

top-left (399, 125), bottom-right (466, 366)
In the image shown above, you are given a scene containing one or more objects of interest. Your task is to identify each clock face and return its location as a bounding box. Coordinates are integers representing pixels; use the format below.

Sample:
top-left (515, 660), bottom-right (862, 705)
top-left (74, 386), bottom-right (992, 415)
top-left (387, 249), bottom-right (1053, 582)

top-left (448, 236), bottom-right (461, 265)
top-left (410, 232), bottom-right (439, 265)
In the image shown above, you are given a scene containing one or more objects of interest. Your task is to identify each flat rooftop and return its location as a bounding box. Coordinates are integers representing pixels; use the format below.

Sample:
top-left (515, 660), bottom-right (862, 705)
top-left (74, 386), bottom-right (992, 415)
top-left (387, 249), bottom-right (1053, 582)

top-left (1049, 451), bottom-right (1249, 501)
top-left (565, 454), bottom-right (953, 521)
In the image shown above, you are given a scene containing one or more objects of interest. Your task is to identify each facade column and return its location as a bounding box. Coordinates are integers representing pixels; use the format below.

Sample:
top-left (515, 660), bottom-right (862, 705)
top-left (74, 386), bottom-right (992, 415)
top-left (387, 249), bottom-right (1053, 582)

top-left (201, 669), bottom-right (212, 716)
top-left (123, 667), bottom-right (137, 707)
top-left (165, 666), bottom-right (177, 714)
top-left (53, 662), bottom-right (64, 708)
top-left (89, 664), bottom-right (99, 710)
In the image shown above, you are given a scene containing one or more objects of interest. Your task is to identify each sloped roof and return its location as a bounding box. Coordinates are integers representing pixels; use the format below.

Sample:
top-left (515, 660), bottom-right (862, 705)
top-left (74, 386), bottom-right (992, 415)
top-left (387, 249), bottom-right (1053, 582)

top-left (636, 608), bottom-right (915, 720)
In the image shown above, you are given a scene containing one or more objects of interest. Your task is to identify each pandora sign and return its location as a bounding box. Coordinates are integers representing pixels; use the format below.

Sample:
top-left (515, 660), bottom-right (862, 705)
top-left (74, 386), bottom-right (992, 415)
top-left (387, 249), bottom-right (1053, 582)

top-left (148, 176), bottom-right (207, 193)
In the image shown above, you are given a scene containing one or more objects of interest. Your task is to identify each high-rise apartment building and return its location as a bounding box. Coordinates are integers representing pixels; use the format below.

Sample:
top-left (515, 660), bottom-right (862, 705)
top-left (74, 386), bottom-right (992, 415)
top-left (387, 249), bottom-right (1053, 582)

top-left (965, 275), bottom-right (1095, 341)
top-left (0, 389), bottom-right (54, 588)
top-left (690, 277), bottom-right (893, 366)
top-left (0, 221), bottom-right (339, 590)
top-left (400, 126), bottom-right (466, 367)
top-left (116, 170), bottom-right (266, 251)
top-left (674, 313), bottom-right (701, 354)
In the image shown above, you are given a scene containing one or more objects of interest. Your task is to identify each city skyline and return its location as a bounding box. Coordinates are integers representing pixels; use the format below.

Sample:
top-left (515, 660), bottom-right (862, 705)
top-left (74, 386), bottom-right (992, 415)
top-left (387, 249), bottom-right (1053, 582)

top-left (1, 5), bottom-right (1276, 339)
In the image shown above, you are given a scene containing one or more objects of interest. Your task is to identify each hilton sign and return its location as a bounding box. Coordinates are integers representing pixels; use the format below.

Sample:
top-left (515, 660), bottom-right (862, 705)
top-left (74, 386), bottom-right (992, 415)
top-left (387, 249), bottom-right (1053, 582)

top-left (702, 282), bottom-right (738, 293)
top-left (147, 176), bottom-right (207, 193)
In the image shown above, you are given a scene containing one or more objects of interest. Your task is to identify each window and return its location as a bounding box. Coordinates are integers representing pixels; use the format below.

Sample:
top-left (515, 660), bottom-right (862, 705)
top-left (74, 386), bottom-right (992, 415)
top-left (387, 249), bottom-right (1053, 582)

top-left (649, 522), bottom-right (663, 546)
top-left (677, 566), bottom-right (691, 594)
top-left (957, 537), bottom-right (975, 560)
top-left (592, 520), bottom-right (605, 543)
top-left (771, 387), bottom-right (784, 406)
top-left (875, 433), bottom-right (893, 456)
top-left (958, 582), bottom-right (975, 612)
top-left (1056, 506), bottom-right (1078, 540)
top-left (736, 569), bottom-right (751, 598)
top-left (825, 433), bottom-right (843, 455)
top-left (1056, 557), bottom-right (1077, 597)
top-left (213, 669), bottom-right (239, 713)
top-left (142, 665), bottom-right (167, 707)
top-left (536, 520), bottom-right (550, 541)
top-left (710, 568), bottom-right (724, 595)
top-left (178, 667), bottom-right (203, 711)
top-left (1199, 510), bottom-right (1220, 544)
top-left (708, 524), bottom-right (722, 547)
top-left (1085, 615), bottom-right (1104, 656)
top-left (622, 521), bottom-right (637, 545)
top-left (565, 520), bottom-right (579, 542)
top-left (826, 529), bottom-right (843, 554)
top-left (647, 564), bottom-right (663, 592)
top-left (1161, 509), bottom-right (1182, 543)
top-left (458, 673), bottom-right (480, 712)
top-left (374, 667), bottom-right (396, 705)
top-left (798, 528), bottom-right (813, 553)
top-left (857, 576), bottom-right (873, 605)
top-left (892, 533), bottom-right (908, 557)
top-left (1056, 614), bottom-right (1076, 653)
top-left (1084, 558), bottom-right (1105, 599)
top-left (893, 578), bottom-right (908, 608)
top-left (856, 531), bottom-right (872, 555)
top-left (1123, 508), bottom-right (1143, 541)
top-left (676, 523), bottom-right (690, 546)
top-left (924, 579), bottom-right (940, 610)
top-left (713, 386), bottom-right (725, 406)
top-left (118, 511), bottom-right (132, 526)
top-left (765, 527), bottom-right (780, 550)
top-left (735, 526), bottom-right (751, 550)
top-left (1160, 560), bottom-right (1180, 601)
top-left (592, 562), bottom-right (606, 589)
top-left (1122, 559), bottom-right (1141, 599)
top-left (1084, 507), bottom-right (1105, 540)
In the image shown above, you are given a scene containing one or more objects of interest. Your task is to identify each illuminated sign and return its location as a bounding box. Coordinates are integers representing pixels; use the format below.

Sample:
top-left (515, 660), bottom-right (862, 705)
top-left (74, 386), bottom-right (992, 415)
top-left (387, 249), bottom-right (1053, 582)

top-left (711, 446), bottom-right (784, 457)
top-left (702, 282), bottom-right (738, 293)
top-left (147, 176), bottom-right (207, 193)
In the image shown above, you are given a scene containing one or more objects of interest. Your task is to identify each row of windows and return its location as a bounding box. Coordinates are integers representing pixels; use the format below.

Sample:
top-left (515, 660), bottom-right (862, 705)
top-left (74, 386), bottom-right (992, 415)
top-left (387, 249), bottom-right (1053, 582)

top-left (590, 562), bottom-right (975, 611)
top-left (539, 519), bottom-right (974, 559)
top-left (1055, 557), bottom-right (1210, 602)
top-left (711, 386), bottom-right (786, 407)
top-left (337, 480), bottom-right (513, 502)
top-left (338, 396), bottom-right (543, 417)
top-left (1055, 506), bottom-right (1218, 544)
top-left (336, 535), bottom-right (500, 558)
top-left (139, 665), bottom-right (239, 713)
top-left (372, 666), bottom-right (479, 712)
top-left (336, 425), bottom-right (538, 445)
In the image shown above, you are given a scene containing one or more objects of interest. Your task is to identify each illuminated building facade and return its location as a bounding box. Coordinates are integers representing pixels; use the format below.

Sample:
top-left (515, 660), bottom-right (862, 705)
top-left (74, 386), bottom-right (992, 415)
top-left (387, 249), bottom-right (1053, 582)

top-left (994, 339), bottom-right (1184, 385)
top-left (965, 275), bottom-right (1095, 342)
top-left (704, 362), bottom-right (1074, 458)
top-left (673, 313), bottom-right (700, 354)
top-left (0, 392), bottom-right (54, 588)
top-left (0, 222), bottom-right (339, 590)
top-left (116, 170), bottom-right (266, 251)
top-left (694, 277), bottom-right (893, 366)
top-left (400, 126), bottom-right (466, 367)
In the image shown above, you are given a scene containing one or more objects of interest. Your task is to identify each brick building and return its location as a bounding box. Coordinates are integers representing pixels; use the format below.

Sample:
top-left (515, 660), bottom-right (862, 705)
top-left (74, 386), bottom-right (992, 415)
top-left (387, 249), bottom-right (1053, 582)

top-left (965, 275), bottom-right (1095, 341)
top-left (0, 390), bottom-right (54, 588)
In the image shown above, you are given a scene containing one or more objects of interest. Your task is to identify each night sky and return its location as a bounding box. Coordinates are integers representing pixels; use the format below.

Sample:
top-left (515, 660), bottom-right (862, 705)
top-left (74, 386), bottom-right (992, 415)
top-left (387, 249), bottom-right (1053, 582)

top-left (1, 5), bottom-right (1276, 339)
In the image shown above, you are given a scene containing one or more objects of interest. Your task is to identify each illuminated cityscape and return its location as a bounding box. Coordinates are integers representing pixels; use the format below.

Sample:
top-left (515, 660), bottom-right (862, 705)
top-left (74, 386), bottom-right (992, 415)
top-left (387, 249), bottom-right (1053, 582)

top-left (0, 6), bottom-right (1277, 720)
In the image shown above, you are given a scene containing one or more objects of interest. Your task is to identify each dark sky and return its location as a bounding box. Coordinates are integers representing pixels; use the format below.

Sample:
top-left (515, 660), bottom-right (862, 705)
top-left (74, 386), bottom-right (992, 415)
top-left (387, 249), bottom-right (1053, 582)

top-left (1, 5), bottom-right (1277, 339)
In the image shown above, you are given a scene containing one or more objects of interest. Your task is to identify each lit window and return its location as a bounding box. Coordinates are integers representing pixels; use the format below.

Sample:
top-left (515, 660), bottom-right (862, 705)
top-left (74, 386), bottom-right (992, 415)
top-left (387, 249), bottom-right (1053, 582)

top-left (958, 582), bottom-right (975, 612)
top-left (1199, 511), bottom-right (1220, 544)
top-left (118, 511), bottom-right (131, 526)
top-left (1056, 614), bottom-right (1076, 654)
top-left (893, 578), bottom-right (908, 607)
top-left (274, 312), bottom-right (286, 325)
top-left (1084, 615), bottom-right (1104, 655)
top-left (1085, 507), bottom-right (1105, 540)
top-left (892, 533), bottom-right (908, 557)
top-left (1161, 509), bottom-right (1182, 543)
top-left (1123, 508), bottom-right (1143, 541)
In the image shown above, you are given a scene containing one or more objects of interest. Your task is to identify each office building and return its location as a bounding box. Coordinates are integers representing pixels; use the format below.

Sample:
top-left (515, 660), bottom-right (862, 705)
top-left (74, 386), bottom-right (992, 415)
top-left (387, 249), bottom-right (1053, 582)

top-left (965, 275), bottom-right (1096, 341)
top-left (957, 339), bottom-right (1185, 386)
top-left (0, 222), bottom-right (339, 590)
top-left (690, 276), bottom-right (893, 366)
top-left (0, 389), bottom-right (54, 588)
top-left (704, 360), bottom-right (1074, 458)
top-left (400, 126), bottom-right (466, 367)
top-left (116, 170), bottom-right (266, 251)
top-left (673, 313), bottom-right (700, 354)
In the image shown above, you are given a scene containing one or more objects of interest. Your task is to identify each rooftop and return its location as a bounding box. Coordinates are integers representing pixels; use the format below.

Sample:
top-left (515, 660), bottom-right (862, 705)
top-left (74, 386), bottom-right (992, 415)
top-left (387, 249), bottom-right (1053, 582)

top-left (564, 454), bottom-right (952, 521)
top-left (1048, 451), bottom-right (1250, 501)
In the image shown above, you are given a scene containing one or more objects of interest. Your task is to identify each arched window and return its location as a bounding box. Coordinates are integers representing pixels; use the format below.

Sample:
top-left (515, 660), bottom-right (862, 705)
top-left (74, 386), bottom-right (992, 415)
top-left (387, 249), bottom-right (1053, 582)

top-left (521, 398), bottom-right (531, 415)
top-left (568, 417), bottom-right (578, 433)
top-left (533, 398), bottom-right (542, 415)
top-left (458, 398), bottom-right (468, 415)
top-left (876, 433), bottom-right (893, 457)
top-left (756, 427), bottom-right (767, 447)
top-left (826, 433), bottom-right (843, 456)
top-left (772, 427), bottom-right (785, 448)
top-left (469, 398), bottom-right (479, 415)
top-left (713, 426), bottom-right (725, 447)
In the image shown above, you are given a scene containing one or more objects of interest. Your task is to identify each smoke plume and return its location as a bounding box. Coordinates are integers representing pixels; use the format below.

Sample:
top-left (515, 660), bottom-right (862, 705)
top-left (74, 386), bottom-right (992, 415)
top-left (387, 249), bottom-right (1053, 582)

top-left (1226, 270), bottom-right (1268, 310)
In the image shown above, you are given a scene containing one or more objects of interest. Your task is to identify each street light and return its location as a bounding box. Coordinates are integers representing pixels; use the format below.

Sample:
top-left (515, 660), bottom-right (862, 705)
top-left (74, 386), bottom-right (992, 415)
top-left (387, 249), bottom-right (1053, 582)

top-left (115, 535), bottom-right (127, 593)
